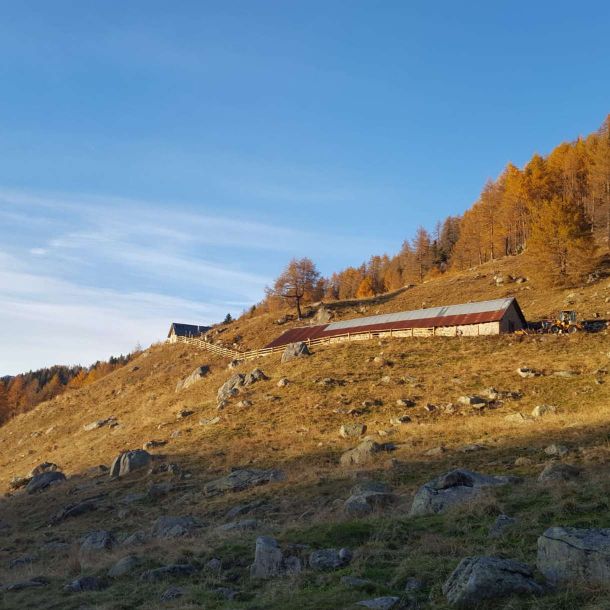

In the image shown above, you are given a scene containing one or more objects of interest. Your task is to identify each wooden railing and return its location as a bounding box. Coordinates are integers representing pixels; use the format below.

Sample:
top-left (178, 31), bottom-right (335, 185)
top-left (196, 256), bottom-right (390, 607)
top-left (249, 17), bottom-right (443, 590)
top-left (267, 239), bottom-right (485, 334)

top-left (173, 325), bottom-right (438, 360)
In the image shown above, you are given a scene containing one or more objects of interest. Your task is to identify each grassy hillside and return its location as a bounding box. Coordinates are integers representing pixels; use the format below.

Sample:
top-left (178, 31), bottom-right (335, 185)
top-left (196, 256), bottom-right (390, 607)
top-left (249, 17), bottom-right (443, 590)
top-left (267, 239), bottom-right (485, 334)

top-left (1, 259), bottom-right (609, 609)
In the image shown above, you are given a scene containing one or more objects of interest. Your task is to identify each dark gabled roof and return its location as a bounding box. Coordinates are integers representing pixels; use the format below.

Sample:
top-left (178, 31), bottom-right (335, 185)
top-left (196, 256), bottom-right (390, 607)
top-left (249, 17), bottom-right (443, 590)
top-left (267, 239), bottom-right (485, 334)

top-left (168, 323), bottom-right (211, 338)
top-left (264, 297), bottom-right (526, 349)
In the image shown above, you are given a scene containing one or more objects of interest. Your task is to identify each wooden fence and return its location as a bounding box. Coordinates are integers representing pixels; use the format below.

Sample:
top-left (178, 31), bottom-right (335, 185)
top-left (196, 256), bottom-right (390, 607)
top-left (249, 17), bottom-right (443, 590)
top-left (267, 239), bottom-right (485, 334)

top-left (173, 325), bottom-right (440, 360)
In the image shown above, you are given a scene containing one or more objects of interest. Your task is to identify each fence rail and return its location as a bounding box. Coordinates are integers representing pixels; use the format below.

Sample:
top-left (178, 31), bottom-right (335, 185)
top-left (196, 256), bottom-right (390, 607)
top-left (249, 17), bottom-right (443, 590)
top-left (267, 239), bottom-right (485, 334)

top-left (173, 325), bottom-right (441, 360)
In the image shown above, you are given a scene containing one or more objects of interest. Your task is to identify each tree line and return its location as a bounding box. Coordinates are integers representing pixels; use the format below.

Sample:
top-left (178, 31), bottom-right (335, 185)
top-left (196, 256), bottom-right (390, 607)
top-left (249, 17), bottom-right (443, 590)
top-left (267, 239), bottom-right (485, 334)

top-left (0, 353), bottom-right (135, 425)
top-left (263, 115), bottom-right (609, 316)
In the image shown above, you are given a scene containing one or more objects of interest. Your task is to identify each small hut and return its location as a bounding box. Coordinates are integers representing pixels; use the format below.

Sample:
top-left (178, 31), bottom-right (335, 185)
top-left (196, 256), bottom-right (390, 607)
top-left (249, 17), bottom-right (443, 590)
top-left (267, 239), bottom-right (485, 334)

top-left (167, 323), bottom-right (211, 343)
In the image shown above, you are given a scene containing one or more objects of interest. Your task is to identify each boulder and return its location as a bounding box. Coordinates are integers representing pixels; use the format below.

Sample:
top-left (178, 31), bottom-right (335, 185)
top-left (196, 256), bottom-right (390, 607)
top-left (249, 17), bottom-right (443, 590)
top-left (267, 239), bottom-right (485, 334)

top-left (339, 423), bottom-right (367, 439)
top-left (356, 597), bottom-right (401, 610)
top-left (204, 468), bottom-right (284, 496)
top-left (344, 481), bottom-right (396, 517)
top-left (489, 514), bottom-right (517, 539)
top-left (537, 527), bottom-right (610, 587)
top-left (442, 556), bottom-right (542, 606)
top-left (26, 471), bottom-right (66, 494)
top-left (250, 536), bottom-right (302, 579)
top-left (80, 530), bottom-right (115, 554)
top-left (281, 342), bottom-right (311, 363)
top-left (29, 462), bottom-right (59, 477)
top-left (64, 576), bottom-right (107, 592)
top-left (532, 404), bottom-right (558, 418)
top-left (538, 462), bottom-right (581, 483)
top-left (309, 548), bottom-right (351, 571)
top-left (516, 367), bottom-right (542, 378)
top-left (217, 373), bottom-right (245, 403)
top-left (109, 449), bottom-right (151, 478)
top-left (176, 365), bottom-right (210, 391)
top-left (108, 555), bottom-right (141, 577)
top-left (410, 469), bottom-right (516, 517)
top-left (244, 368), bottom-right (269, 385)
top-left (340, 439), bottom-right (383, 466)
top-left (140, 564), bottom-right (196, 582)
top-left (151, 516), bottom-right (200, 538)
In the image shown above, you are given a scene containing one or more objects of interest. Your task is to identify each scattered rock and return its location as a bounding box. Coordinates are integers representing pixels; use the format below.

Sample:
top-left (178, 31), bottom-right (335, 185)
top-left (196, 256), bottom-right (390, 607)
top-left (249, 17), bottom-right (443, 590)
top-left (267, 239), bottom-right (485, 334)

top-left (309, 548), bottom-right (351, 571)
top-left (83, 417), bottom-right (118, 431)
top-left (122, 530), bottom-right (149, 547)
top-left (151, 516), bottom-right (200, 538)
top-left (424, 446), bottom-right (446, 456)
top-left (26, 471), bottom-right (66, 494)
top-left (489, 514), bottom-right (517, 539)
top-left (344, 481), bottom-right (396, 517)
top-left (244, 368), bottom-right (269, 385)
top-left (532, 405), bottom-right (558, 418)
top-left (29, 462), bottom-right (59, 477)
top-left (538, 462), bottom-right (581, 483)
top-left (50, 499), bottom-right (97, 525)
top-left (217, 373), bottom-right (245, 403)
top-left (362, 399), bottom-right (383, 408)
top-left (442, 556), bottom-right (542, 606)
top-left (281, 342), bottom-right (311, 363)
top-left (517, 367), bottom-right (542, 378)
top-left (217, 519), bottom-right (259, 533)
top-left (160, 586), bottom-right (185, 601)
top-left (457, 395), bottom-right (487, 407)
top-left (176, 365), bottom-right (210, 391)
top-left (147, 481), bottom-right (174, 499)
top-left (143, 439), bottom-right (167, 450)
top-left (109, 449), bottom-right (151, 478)
top-left (250, 536), bottom-right (302, 579)
top-left (341, 575), bottom-right (374, 589)
top-left (8, 555), bottom-right (35, 569)
top-left (204, 468), bottom-right (284, 495)
top-left (3, 576), bottom-right (49, 591)
top-left (459, 444), bottom-right (486, 453)
top-left (504, 413), bottom-right (533, 424)
top-left (514, 457), bottom-right (533, 467)
top-left (9, 475), bottom-right (31, 490)
top-left (396, 398), bottom-right (416, 407)
top-left (140, 564), bottom-right (196, 582)
top-left (277, 377), bottom-right (290, 387)
top-left (544, 444), bottom-right (569, 457)
top-left (108, 555), bottom-right (141, 577)
top-left (65, 575), bottom-right (107, 592)
top-left (373, 356), bottom-right (387, 367)
top-left (410, 469), bottom-right (517, 517)
top-left (340, 439), bottom-right (383, 466)
top-left (356, 597), bottom-right (401, 610)
top-left (390, 415), bottom-right (411, 425)
top-left (537, 527), bottom-right (610, 587)
top-left (199, 416), bottom-right (221, 426)
top-left (176, 408), bottom-right (194, 419)
top-left (80, 530), bottom-right (115, 554)
top-left (340, 423), bottom-right (367, 438)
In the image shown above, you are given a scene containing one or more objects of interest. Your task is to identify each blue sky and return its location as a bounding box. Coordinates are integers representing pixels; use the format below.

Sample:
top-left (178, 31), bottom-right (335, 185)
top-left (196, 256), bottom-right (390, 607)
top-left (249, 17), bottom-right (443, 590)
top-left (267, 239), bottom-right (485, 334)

top-left (1, 1), bottom-right (609, 374)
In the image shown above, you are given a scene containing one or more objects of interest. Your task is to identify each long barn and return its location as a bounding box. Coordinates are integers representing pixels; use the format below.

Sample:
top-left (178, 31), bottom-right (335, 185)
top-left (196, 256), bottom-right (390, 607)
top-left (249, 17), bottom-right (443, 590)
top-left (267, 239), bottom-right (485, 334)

top-left (264, 297), bottom-right (526, 349)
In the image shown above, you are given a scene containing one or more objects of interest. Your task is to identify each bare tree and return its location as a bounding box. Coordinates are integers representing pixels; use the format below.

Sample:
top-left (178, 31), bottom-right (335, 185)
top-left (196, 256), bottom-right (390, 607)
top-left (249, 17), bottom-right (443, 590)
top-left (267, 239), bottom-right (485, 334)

top-left (269, 258), bottom-right (321, 319)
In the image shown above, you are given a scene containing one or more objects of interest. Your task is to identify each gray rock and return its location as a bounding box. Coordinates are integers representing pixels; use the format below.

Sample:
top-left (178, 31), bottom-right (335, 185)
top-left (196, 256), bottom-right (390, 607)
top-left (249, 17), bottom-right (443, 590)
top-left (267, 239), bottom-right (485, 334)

top-left (244, 368), bottom-right (268, 385)
top-left (281, 342), bottom-right (311, 363)
top-left (356, 597), bottom-right (401, 610)
top-left (504, 413), bottom-right (534, 424)
top-left (80, 530), bottom-right (115, 554)
top-left (537, 527), bottom-right (610, 587)
top-left (217, 519), bottom-right (259, 532)
top-left (122, 530), bottom-right (149, 547)
top-left (538, 462), bottom-right (581, 483)
top-left (148, 481), bottom-right (174, 499)
top-left (151, 516), bottom-right (200, 538)
top-left (143, 439), bottom-right (168, 450)
top-left (3, 576), bottom-right (49, 591)
top-left (199, 416), bottom-right (221, 426)
top-left (236, 399), bottom-right (252, 408)
top-left (396, 398), bottom-right (416, 407)
top-left (489, 514), bottom-right (517, 539)
top-left (9, 475), bottom-right (31, 490)
top-left (65, 575), bottom-right (107, 592)
top-left (457, 395), bottom-right (487, 406)
top-left (442, 556), bottom-right (542, 606)
top-left (516, 367), bottom-right (542, 378)
top-left (140, 564), bottom-right (196, 582)
top-left (309, 548), bottom-right (350, 571)
top-left (83, 417), bottom-right (117, 431)
top-left (160, 586), bottom-right (185, 601)
top-left (204, 468), bottom-right (284, 496)
top-left (544, 444), bottom-right (569, 457)
top-left (340, 423), bottom-right (367, 438)
top-left (29, 462), bottom-right (59, 477)
top-left (341, 575), bottom-right (374, 589)
top-left (250, 536), bottom-right (302, 579)
top-left (50, 499), bottom-right (97, 525)
top-left (213, 586), bottom-right (239, 600)
top-left (217, 373), bottom-right (245, 403)
top-left (109, 449), bottom-right (151, 478)
top-left (390, 415), bottom-right (411, 425)
top-left (26, 471), bottom-right (66, 494)
top-left (340, 439), bottom-right (383, 466)
top-left (532, 404), bottom-right (558, 418)
top-left (277, 377), bottom-right (290, 387)
top-left (205, 558), bottom-right (222, 572)
top-left (8, 555), bottom-right (35, 569)
top-left (410, 469), bottom-right (516, 517)
top-left (176, 365), bottom-right (210, 391)
top-left (108, 555), bottom-right (141, 577)
top-left (344, 489), bottom-right (396, 517)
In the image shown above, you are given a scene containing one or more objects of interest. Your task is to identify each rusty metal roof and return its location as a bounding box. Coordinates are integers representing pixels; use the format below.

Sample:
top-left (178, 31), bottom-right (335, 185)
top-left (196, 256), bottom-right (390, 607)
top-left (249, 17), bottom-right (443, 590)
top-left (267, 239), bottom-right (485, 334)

top-left (264, 297), bottom-right (524, 349)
